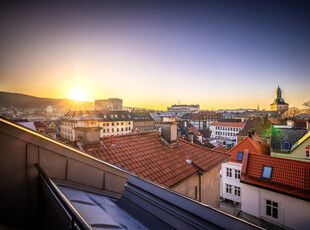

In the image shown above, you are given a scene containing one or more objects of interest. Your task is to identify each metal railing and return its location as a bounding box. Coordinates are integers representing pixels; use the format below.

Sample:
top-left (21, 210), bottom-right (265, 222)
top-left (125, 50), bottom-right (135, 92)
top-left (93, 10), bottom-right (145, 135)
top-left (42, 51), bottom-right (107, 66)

top-left (35, 163), bottom-right (92, 230)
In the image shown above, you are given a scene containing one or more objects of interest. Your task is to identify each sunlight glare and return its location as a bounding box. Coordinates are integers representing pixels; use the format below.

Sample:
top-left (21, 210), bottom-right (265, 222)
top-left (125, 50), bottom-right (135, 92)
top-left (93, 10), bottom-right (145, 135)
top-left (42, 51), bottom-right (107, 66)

top-left (69, 88), bottom-right (88, 101)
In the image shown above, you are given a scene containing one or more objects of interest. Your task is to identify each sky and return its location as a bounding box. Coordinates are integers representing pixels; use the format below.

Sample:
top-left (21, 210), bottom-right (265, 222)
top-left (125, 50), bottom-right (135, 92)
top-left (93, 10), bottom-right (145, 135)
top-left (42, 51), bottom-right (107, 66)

top-left (0, 0), bottom-right (309, 110)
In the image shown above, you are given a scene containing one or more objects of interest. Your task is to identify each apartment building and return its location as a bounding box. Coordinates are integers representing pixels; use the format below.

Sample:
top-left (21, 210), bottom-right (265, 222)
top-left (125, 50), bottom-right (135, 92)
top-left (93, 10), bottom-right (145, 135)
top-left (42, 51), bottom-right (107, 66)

top-left (190, 111), bottom-right (222, 131)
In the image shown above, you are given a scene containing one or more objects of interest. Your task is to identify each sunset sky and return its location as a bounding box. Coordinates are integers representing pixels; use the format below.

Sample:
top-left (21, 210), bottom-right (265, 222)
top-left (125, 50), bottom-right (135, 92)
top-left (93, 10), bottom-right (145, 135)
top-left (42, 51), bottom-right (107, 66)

top-left (0, 1), bottom-right (309, 110)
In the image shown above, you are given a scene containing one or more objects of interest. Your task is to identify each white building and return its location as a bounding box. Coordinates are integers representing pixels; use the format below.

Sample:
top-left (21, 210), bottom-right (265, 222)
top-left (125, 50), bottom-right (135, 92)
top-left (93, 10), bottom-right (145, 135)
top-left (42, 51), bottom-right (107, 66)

top-left (210, 121), bottom-right (244, 140)
top-left (240, 152), bottom-right (310, 230)
top-left (60, 110), bottom-right (133, 141)
top-left (221, 134), bottom-right (270, 204)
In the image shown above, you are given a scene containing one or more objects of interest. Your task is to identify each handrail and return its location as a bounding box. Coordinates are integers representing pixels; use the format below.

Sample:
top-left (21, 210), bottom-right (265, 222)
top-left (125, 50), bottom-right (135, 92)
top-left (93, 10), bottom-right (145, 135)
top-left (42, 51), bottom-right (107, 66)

top-left (35, 163), bottom-right (92, 230)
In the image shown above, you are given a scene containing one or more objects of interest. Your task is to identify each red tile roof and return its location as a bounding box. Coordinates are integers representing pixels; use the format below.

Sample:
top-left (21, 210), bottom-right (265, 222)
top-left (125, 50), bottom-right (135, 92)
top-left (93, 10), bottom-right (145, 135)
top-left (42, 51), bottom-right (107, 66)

top-left (241, 152), bottom-right (310, 200)
top-left (83, 131), bottom-right (229, 188)
top-left (210, 122), bottom-right (245, 128)
top-left (214, 145), bottom-right (228, 153)
top-left (188, 127), bottom-right (201, 136)
top-left (228, 134), bottom-right (270, 163)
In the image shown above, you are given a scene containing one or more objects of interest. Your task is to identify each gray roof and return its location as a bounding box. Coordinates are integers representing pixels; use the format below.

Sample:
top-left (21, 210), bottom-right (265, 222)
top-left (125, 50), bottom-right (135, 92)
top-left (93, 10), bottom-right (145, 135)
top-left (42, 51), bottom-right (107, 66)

top-left (271, 127), bottom-right (308, 152)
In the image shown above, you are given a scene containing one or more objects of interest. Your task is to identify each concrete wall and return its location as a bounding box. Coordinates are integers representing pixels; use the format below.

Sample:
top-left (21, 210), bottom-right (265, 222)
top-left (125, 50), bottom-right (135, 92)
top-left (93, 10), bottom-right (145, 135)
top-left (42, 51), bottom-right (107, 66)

top-left (241, 183), bottom-right (310, 230)
top-left (172, 164), bottom-right (221, 208)
top-left (0, 118), bottom-right (130, 227)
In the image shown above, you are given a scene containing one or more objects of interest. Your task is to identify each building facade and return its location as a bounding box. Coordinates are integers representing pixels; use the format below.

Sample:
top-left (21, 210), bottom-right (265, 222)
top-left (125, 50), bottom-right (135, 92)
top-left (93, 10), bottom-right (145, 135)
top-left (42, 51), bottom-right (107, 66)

top-left (95, 98), bottom-right (123, 111)
top-left (167, 104), bottom-right (200, 113)
top-left (270, 86), bottom-right (289, 114)
top-left (210, 121), bottom-right (244, 140)
top-left (190, 111), bottom-right (222, 131)
top-left (132, 111), bottom-right (155, 132)
top-left (240, 153), bottom-right (310, 230)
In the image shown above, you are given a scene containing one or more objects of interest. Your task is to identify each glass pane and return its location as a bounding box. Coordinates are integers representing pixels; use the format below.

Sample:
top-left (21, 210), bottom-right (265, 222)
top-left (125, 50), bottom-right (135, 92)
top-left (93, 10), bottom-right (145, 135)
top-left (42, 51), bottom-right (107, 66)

top-left (273, 202), bottom-right (278, 207)
top-left (273, 207), bottom-right (278, 218)
top-left (266, 200), bottom-right (271, 205)
top-left (262, 166), bottom-right (273, 179)
top-left (266, 206), bottom-right (271, 216)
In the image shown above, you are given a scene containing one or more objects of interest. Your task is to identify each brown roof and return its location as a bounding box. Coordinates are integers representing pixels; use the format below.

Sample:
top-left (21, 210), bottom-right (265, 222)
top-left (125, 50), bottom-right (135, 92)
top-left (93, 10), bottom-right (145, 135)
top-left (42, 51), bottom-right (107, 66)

top-left (214, 145), bottom-right (228, 153)
top-left (241, 152), bottom-right (310, 201)
top-left (83, 131), bottom-right (229, 188)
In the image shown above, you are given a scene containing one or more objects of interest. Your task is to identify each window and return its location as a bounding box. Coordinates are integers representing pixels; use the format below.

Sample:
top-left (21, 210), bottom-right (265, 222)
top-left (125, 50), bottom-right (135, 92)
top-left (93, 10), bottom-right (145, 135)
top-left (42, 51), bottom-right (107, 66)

top-left (306, 145), bottom-right (310, 159)
top-left (112, 128), bottom-right (114, 132)
top-left (226, 168), bottom-right (232, 177)
top-left (103, 129), bottom-right (106, 133)
top-left (112, 123), bottom-right (114, 126)
top-left (102, 123), bottom-right (106, 126)
top-left (116, 122), bottom-right (119, 126)
top-left (129, 127), bottom-right (131, 131)
top-left (261, 166), bottom-right (273, 179)
top-left (121, 127), bottom-right (123, 131)
top-left (107, 123), bottom-right (109, 126)
top-left (282, 141), bottom-right (290, 149)
top-left (226, 184), bottom-right (232, 194)
top-left (121, 122), bottom-right (124, 125)
top-left (234, 186), bottom-right (240, 196)
top-left (266, 200), bottom-right (278, 219)
top-left (237, 152), bottom-right (243, 162)
top-left (129, 122), bottom-right (131, 125)
top-left (195, 186), bottom-right (198, 200)
top-left (126, 127), bottom-right (128, 131)
top-left (117, 128), bottom-right (119, 132)
top-left (107, 129), bottom-right (109, 133)
top-left (115, 115), bottom-right (118, 118)
top-left (235, 169), bottom-right (241, 179)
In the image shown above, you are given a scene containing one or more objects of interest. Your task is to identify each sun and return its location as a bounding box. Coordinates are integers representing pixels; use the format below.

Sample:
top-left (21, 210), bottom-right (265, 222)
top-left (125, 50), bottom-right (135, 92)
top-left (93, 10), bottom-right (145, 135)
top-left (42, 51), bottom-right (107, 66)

top-left (69, 88), bottom-right (88, 101)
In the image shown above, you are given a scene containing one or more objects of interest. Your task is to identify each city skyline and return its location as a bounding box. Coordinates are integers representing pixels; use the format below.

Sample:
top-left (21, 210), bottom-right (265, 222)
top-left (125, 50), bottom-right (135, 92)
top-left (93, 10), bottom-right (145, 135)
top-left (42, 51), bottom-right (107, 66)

top-left (1, 1), bottom-right (309, 110)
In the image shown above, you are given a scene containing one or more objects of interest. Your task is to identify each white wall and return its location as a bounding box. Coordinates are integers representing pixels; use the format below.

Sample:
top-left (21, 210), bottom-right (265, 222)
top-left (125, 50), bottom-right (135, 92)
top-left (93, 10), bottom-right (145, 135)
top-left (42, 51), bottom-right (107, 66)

top-left (221, 162), bottom-right (242, 202)
top-left (241, 183), bottom-right (310, 230)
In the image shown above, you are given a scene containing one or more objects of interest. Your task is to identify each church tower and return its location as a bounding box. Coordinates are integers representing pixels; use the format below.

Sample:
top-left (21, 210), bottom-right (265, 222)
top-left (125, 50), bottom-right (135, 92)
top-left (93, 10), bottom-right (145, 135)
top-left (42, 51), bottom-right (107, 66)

top-left (270, 86), bottom-right (289, 114)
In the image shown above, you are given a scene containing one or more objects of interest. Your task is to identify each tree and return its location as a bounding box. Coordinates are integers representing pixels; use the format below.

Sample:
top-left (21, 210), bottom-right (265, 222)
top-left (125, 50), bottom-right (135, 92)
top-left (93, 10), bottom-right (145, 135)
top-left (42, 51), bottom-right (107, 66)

top-left (281, 107), bottom-right (300, 119)
top-left (303, 100), bottom-right (310, 108)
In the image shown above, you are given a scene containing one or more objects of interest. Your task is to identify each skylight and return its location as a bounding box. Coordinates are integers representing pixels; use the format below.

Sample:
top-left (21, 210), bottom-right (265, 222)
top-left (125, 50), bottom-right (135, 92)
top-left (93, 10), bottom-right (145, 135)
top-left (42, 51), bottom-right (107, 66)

top-left (282, 142), bottom-right (290, 149)
top-left (237, 152), bottom-right (243, 162)
top-left (261, 166), bottom-right (273, 179)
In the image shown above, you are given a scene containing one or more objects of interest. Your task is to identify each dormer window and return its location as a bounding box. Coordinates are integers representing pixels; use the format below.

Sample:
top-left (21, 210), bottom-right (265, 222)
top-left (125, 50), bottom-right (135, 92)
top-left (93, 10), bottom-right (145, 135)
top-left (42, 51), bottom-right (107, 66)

top-left (282, 142), bottom-right (290, 150)
top-left (115, 115), bottom-right (118, 118)
top-left (261, 166), bottom-right (273, 179)
top-left (237, 152), bottom-right (243, 162)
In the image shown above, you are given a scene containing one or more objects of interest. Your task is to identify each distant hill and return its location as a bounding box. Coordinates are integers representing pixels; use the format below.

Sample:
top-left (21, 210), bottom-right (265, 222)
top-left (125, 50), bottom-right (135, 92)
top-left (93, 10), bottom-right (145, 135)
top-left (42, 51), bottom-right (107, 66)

top-left (0, 91), bottom-right (94, 110)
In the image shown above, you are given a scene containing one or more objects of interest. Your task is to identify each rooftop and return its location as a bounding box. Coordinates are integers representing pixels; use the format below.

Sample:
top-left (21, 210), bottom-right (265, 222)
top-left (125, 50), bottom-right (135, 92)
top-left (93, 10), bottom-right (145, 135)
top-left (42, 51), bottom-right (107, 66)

top-left (82, 131), bottom-right (229, 188)
top-left (241, 153), bottom-right (310, 201)
top-left (236, 117), bottom-right (270, 137)
top-left (228, 134), bottom-right (270, 163)
top-left (271, 126), bottom-right (308, 152)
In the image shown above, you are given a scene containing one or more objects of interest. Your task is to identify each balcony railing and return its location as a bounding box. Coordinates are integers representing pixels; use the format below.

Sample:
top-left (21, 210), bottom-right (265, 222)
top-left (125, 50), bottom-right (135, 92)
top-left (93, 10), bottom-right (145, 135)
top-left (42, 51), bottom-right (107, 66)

top-left (35, 163), bottom-right (92, 230)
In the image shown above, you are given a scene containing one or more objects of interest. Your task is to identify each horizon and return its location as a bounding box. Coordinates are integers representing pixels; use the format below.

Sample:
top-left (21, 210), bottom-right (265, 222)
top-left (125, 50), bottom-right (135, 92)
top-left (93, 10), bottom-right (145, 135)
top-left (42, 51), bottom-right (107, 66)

top-left (1, 1), bottom-right (309, 110)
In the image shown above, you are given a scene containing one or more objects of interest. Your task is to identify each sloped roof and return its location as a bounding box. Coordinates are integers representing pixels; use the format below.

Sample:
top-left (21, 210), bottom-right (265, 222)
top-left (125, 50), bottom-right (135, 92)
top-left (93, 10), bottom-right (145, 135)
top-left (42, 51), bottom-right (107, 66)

top-left (210, 122), bottom-right (245, 128)
top-left (84, 131), bottom-right (229, 188)
top-left (237, 118), bottom-right (270, 137)
top-left (268, 118), bottom-right (284, 125)
top-left (228, 134), bottom-right (270, 163)
top-left (271, 127), bottom-right (308, 152)
top-left (291, 131), bottom-right (310, 151)
top-left (241, 153), bottom-right (310, 201)
top-left (214, 145), bottom-right (228, 153)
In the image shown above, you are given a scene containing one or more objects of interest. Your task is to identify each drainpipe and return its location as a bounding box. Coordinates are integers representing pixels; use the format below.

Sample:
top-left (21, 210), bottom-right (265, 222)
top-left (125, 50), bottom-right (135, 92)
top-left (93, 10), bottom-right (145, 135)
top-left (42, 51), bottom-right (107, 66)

top-left (186, 159), bottom-right (206, 202)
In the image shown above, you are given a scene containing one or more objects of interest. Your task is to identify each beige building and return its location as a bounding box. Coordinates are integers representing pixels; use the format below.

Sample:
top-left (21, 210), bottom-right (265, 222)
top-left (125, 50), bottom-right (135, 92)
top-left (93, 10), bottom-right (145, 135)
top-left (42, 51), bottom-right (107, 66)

top-left (270, 86), bottom-right (289, 114)
top-left (60, 110), bottom-right (133, 140)
top-left (95, 98), bottom-right (123, 111)
top-left (132, 111), bottom-right (155, 132)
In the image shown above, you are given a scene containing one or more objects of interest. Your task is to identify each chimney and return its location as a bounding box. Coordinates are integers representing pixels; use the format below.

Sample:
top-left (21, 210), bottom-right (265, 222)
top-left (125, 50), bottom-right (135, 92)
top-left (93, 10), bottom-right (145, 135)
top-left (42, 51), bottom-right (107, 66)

top-left (111, 135), bottom-right (115, 145)
top-left (189, 131), bottom-right (194, 143)
top-left (248, 129), bottom-right (252, 138)
top-left (240, 149), bottom-right (249, 181)
top-left (160, 114), bottom-right (178, 144)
